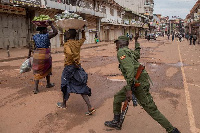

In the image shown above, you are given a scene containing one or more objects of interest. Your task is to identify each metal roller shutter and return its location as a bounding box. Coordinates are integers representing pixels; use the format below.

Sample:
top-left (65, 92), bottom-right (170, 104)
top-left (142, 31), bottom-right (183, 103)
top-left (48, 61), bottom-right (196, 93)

top-left (86, 16), bottom-right (97, 29)
top-left (0, 13), bottom-right (27, 48)
top-left (86, 15), bottom-right (97, 43)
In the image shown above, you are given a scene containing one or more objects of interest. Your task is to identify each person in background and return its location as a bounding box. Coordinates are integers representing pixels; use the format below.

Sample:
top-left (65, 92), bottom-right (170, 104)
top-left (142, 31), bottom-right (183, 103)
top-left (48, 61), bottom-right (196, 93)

top-left (57, 28), bottom-right (96, 116)
top-left (32, 21), bottom-right (58, 94)
top-left (94, 33), bottom-right (99, 44)
top-left (189, 34), bottom-right (193, 45)
top-left (193, 34), bottom-right (197, 45)
top-left (167, 33), bottom-right (170, 40)
top-left (185, 33), bottom-right (189, 41)
top-left (178, 33), bottom-right (182, 42)
top-left (172, 33), bottom-right (175, 42)
top-left (129, 34), bottom-right (133, 41)
top-left (126, 33), bottom-right (129, 38)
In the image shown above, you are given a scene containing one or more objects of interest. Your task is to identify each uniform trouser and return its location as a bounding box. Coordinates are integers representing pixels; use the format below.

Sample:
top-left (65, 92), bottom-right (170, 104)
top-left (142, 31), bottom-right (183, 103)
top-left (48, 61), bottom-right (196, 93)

top-left (190, 40), bottom-right (192, 45)
top-left (113, 85), bottom-right (174, 132)
top-left (193, 40), bottom-right (196, 45)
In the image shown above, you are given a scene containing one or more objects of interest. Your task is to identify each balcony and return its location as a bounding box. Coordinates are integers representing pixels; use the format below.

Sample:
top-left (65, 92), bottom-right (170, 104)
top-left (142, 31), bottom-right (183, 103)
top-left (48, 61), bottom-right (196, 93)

top-left (95, 11), bottom-right (107, 18)
top-left (144, 4), bottom-right (154, 9)
top-left (131, 21), bottom-right (143, 28)
top-left (77, 7), bottom-right (95, 15)
top-left (45, 1), bottom-right (107, 18)
top-left (101, 17), bottom-right (121, 24)
top-left (46, 1), bottom-right (67, 10)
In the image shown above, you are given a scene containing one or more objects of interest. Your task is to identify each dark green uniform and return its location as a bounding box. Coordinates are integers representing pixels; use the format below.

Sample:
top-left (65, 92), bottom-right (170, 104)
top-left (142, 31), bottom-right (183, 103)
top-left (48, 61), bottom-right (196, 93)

top-left (114, 42), bottom-right (175, 132)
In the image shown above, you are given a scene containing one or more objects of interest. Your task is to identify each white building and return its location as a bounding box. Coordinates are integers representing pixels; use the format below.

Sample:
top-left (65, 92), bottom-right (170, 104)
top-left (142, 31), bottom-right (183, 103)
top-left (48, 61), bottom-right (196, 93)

top-left (114, 0), bottom-right (146, 15)
top-left (114, 0), bottom-right (154, 20)
top-left (144, 0), bottom-right (154, 20)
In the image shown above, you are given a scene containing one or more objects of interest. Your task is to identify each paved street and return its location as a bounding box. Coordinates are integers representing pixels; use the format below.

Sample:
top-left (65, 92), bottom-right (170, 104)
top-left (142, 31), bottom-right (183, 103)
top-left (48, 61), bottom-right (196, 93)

top-left (0, 37), bottom-right (200, 133)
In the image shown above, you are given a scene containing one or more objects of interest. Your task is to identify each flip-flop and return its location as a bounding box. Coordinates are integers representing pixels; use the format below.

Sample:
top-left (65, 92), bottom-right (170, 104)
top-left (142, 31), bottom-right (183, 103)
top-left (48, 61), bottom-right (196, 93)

top-left (46, 83), bottom-right (55, 88)
top-left (85, 108), bottom-right (96, 116)
top-left (33, 90), bottom-right (39, 94)
top-left (57, 102), bottom-right (67, 109)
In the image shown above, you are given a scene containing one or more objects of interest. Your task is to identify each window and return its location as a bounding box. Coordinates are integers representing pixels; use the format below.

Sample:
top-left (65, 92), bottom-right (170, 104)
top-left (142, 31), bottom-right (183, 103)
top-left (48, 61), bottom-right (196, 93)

top-left (100, 5), bottom-right (106, 14)
top-left (110, 8), bottom-right (114, 16)
top-left (117, 11), bottom-right (121, 17)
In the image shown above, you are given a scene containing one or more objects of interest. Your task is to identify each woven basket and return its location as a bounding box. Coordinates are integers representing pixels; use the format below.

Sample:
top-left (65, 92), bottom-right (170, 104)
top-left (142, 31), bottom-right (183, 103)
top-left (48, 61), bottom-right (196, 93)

top-left (56, 19), bottom-right (87, 30)
top-left (32, 21), bottom-right (53, 27)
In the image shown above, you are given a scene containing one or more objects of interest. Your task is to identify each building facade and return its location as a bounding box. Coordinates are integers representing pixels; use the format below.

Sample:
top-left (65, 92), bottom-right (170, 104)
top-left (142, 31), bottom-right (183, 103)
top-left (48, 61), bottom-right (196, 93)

top-left (0, 0), bottom-right (154, 49)
top-left (185, 0), bottom-right (200, 43)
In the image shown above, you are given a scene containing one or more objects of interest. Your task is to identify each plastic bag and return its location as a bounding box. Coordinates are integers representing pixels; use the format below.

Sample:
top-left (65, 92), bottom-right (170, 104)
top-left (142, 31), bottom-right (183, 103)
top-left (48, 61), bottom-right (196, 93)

top-left (20, 57), bottom-right (33, 73)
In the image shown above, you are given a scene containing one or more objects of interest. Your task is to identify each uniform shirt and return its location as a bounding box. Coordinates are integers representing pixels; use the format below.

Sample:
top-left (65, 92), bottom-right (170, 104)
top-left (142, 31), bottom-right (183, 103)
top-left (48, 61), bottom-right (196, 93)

top-left (117, 42), bottom-right (150, 91)
top-left (33, 33), bottom-right (51, 48)
top-left (64, 33), bottom-right (86, 66)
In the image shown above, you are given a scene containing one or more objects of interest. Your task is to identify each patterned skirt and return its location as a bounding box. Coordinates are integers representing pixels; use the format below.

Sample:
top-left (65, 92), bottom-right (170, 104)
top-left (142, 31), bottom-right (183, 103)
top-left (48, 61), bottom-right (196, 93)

top-left (32, 48), bottom-right (52, 80)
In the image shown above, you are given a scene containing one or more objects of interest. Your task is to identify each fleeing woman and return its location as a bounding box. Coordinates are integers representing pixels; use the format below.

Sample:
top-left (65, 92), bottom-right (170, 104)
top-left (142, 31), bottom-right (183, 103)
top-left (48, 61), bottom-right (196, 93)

top-left (32, 21), bottom-right (58, 94)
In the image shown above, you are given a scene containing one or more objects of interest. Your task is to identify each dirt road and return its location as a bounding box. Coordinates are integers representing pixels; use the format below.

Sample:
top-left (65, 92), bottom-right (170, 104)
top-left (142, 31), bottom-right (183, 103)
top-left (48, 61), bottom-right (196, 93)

top-left (0, 37), bottom-right (200, 133)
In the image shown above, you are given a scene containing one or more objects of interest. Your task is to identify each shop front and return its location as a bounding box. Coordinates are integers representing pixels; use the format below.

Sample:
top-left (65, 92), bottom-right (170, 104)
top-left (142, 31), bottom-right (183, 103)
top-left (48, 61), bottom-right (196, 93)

top-left (0, 0), bottom-right (42, 49)
top-left (100, 24), bottom-right (110, 42)
top-left (85, 15), bottom-right (98, 44)
top-left (0, 3), bottom-right (27, 49)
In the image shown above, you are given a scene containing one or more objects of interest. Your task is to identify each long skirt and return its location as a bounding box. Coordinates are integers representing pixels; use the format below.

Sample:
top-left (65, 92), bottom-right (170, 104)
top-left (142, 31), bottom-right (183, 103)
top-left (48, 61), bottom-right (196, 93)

top-left (61, 65), bottom-right (91, 100)
top-left (32, 48), bottom-right (52, 80)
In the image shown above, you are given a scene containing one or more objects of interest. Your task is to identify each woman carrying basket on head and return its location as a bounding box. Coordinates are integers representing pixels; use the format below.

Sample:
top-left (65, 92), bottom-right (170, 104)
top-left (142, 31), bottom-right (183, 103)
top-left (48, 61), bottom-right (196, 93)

top-left (57, 27), bottom-right (96, 116)
top-left (32, 21), bottom-right (58, 94)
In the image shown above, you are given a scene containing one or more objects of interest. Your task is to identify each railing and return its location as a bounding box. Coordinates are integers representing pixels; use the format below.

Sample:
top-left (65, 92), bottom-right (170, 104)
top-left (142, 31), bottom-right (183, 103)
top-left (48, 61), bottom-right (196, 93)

top-left (144, 3), bottom-right (154, 9)
top-left (45, 0), bottom-right (106, 17)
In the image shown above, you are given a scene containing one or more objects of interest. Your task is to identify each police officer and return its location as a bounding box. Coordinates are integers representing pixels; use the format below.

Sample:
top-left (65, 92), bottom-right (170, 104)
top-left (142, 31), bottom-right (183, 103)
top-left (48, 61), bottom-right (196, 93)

top-left (104, 34), bottom-right (180, 133)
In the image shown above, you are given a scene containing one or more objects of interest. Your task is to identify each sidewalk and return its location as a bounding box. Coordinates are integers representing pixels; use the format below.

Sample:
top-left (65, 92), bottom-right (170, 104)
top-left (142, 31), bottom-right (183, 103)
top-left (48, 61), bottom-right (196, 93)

top-left (0, 42), bottom-right (111, 62)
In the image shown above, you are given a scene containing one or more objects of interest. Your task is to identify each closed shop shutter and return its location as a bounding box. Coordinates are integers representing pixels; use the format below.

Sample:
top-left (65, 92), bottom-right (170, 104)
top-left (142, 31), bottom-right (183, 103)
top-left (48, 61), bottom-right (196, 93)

top-left (0, 14), bottom-right (2, 48)
top-left (86, 15), bottom-right (97, 43)
top-left (0, 13), bottom-right (27, 48)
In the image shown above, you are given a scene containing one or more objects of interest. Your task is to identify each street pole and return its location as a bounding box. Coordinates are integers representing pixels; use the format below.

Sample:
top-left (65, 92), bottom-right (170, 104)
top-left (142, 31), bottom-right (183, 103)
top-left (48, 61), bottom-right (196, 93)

top-left (170, 21), bottom-right (171, 34)
top-left (68, 0), bottom-right (70, 10)
top-left (65, 0), bottom-right (66, 10)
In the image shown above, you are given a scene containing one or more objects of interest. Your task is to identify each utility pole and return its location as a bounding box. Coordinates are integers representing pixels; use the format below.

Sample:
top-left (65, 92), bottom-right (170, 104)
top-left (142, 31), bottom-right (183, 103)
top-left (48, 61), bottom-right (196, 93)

top-left (170, 20), bottom-right (171, 34)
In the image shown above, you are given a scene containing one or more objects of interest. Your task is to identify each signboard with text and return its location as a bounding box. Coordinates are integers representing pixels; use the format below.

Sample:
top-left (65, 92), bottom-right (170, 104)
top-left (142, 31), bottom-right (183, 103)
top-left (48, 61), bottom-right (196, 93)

top-left (0, 3), bottom-right (26, 15)
top-left (1, 0), bottom-right (41, 7)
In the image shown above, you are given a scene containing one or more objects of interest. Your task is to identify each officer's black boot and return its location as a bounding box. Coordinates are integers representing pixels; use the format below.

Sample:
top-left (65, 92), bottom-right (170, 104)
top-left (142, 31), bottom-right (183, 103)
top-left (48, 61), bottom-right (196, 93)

top-left (169, 128), bottom-right (181, 133)
top-left (104, 114), bottom-right (121, 130)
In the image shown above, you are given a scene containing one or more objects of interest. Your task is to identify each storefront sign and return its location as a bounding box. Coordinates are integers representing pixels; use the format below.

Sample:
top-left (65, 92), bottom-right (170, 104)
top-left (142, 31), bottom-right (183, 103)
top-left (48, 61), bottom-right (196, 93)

top-left (88, 29), bottom-right (98, 32)
top-left (124, 19), bottom-right (130, 25)
top-left (1, 0), bottom-right (10, 3)
top-left (1, 0), bottom-right (41, 7)
top-left (194, 13), bottom-right (199, 21)
top-left (0, 3), bottom-right (26, 15)
top-left (103, 26), bottom-right (110, 29)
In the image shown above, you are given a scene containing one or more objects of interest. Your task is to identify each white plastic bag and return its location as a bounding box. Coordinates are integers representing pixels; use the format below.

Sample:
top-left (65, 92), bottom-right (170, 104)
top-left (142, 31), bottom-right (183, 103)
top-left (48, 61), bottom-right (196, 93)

top-left (20, 57), bottom-right (33, 74)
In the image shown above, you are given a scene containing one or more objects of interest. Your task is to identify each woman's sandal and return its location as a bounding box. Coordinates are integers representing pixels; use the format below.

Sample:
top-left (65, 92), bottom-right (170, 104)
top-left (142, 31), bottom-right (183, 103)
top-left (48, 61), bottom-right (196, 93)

top-left (57, 102), bottom-right (67, 109)
top-left (33, 90), bottom-right (39, 94)
top-left (85, 108), bottom-right (96, 116)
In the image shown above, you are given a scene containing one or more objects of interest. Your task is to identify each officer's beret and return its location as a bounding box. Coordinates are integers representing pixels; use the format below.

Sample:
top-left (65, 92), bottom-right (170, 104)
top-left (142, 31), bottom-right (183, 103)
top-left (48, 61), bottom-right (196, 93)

top-left (114, 36), bottom-right (129, 43)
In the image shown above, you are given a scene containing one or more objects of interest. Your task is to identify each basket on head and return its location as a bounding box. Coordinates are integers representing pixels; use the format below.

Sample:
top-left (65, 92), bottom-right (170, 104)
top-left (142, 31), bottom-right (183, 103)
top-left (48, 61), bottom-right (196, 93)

top-left (32, 21), bottom-right (53, 27)
top-left (56, 19), bottom-right (87, 30)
